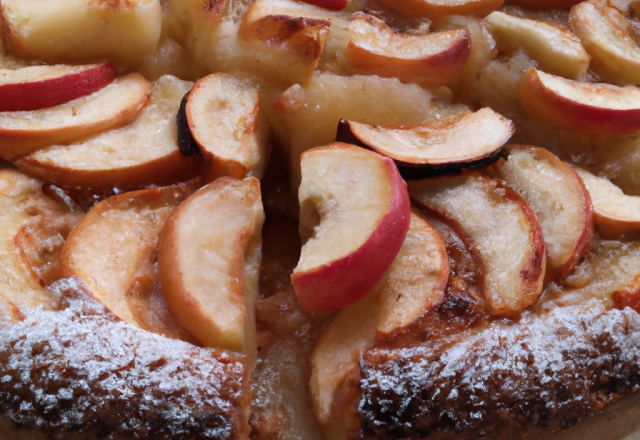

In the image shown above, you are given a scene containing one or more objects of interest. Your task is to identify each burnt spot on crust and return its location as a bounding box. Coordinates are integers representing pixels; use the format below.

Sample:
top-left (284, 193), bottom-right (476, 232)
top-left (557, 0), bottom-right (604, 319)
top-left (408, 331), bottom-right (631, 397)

top-left (359, 302), bottom-right (640, 439)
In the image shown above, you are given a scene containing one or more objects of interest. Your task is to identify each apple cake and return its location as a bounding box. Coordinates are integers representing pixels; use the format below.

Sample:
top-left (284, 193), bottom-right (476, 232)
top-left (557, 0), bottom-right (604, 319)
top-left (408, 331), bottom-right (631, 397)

top-left (1, 0), bottom-right (640, 439)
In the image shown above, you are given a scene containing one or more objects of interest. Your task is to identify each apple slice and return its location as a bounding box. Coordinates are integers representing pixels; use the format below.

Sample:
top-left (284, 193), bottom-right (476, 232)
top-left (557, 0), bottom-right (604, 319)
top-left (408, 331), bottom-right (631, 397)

top-left (0, 62), bottom-right (118, 112)
top-left (0, 169), bottom-right (82, 312)
top-left (484, 11), bottom-right (589, 80)
top-left (158, 177), bottom-right (264, 362)
top-left (0, 73), bottom-right (151, 160)
top-left (299, 0), bottom-right (349, 11)
top-left (59, 184), bottom-right (196, 342)
top-left (376, 0), bottom-right (504, 19)
top-left (0, 295), bottom-right (21, 324)
top-left (409, 172), bottom-right (545, 316)
top-left (517, 67), bottom-right (640, 134)
top-left (181, 72), bottom-right (270, 180)
top-left (570, 0), bottom-right (640, 85)
top-left (345, 14), bottom-right (471, 88)
top-left (336, 108), bottom-right (514, 179)
top-left (15, 75), bottom-right (200, 189)
top-left (573, 167), bottom-right (640, 239)
top-left (309, 213), bottom-right (449, 439)
top-left (492, 145), bottom-right (593, 282)
top-left (291, 143), bottom-right (411, 313)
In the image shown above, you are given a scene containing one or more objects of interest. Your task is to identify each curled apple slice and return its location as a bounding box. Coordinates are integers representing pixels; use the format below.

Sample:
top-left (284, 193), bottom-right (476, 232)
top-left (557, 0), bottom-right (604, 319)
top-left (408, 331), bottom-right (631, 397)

top-left (574, 167), bottom-right (640, 239)
top-left (0, 62), bottom-right (118, 112)
top-left (571, 0), bottom-right (640, 85)
top-left (180, 72), bottom-right (270, 180)
top-left (0, 73), bottom-right (151, 160)
top-left (158, 177), bottom-right (264, 363)
top-left (59, 184), bottom-right (196, 342)
top-left (492, 145), bottom-right (593, 281)
top-left (517, 67), bottom-right (640, 134)
top-left (345, 14), bottom-right (471, 89)
top-left (376, 0), bottom-right (504, 19)
top-left (292, 143), bottom-right (411, 312)
top-left (16, 75), bottom-right (199, 189)
top-left (484, 11), bottom-right (589, 79)
top-left (0, 169), bottom-right (82, 311)
top-left (409, 172), bottom-right (545, 316)
top-left (337, 108), bottom-right (514, 179)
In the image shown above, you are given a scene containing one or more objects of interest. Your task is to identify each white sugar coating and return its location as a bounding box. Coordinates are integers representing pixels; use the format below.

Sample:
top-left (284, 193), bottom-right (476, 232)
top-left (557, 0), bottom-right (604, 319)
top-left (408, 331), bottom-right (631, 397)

top-left (360, 300), bottom-right (640, 439)
top-left (0, 278), bottom-right (249, 439)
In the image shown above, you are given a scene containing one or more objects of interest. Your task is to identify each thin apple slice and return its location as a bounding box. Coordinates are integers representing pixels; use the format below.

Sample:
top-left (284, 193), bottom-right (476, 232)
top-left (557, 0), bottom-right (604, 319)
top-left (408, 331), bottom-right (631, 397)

top-left (345, 14), bottom-right (471, 89)
top-left (573, 166), bottom-right (640, 238)
top-left (158, 177), bottom-right (264, 362)
top-left (484, 11), bottom-right (589, 79)
top-left (15, 75), bottom-right (199, 189)
top-left (376, 0), bottom-right (504, 19)
top-left (517, 67), bottom-right (640, 134)
top-left (571, 0), bottom-right (640, 85)
top-left (492, 145), bottom-right (593, 282)
top-left (336, 108), bottom-right (513, 179)
top-left (181, 72), bottom-right (270, 180)
top-left (0, 169), bottom-right (82, 311)
top-left (59, 184), bottom-right (196, 342)
top-left (309, 213), bottom-right (448, 439)
top-left (292, 143), bottom-right (411, 312)
top-left (0, 62), bottom-right (118, 112)
top-left (409, 172), bottom-right (545, 316)
top-left (0, 73), bottom-right (151, 160)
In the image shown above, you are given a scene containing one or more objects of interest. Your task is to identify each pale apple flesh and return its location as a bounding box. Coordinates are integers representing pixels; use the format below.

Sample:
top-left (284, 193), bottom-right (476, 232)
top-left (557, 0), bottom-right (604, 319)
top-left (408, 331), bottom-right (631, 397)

top-left (157, 177), bottom-right (265, 365)
top-left (336, 108), bottom-right (514, 179)
top-left (310, 213), bottom-right (449, 439)
top-left (492, 145), bottom-right (593, 282)
top-left (376, 0), bottom-right (504, 19)
top-left (0, 62), bottom-right (118, 112)
top-left (345, 14), bottom-right (471, 89)
top-left (0, 295), bottom-right (21, 324)
top-left (15, 75), bottom-right (200, 189)
top-left (184, 72), bottom-right (270, 181)
top-left (0, 73), bottom-right (151, 160)
top-left (409, 172), bottom-right (546, 316)
top-left (59, 184), bottom-right (196, 343)
top-left (517, 67), bottom-right (640, 134)
top-left (291, 143), bottom-right (411, 313)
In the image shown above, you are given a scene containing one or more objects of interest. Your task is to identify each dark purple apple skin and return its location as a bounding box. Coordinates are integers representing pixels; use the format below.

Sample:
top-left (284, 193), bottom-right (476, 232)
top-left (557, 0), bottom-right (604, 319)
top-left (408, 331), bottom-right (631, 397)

top-left (176, 90), bottom-right (202, 157)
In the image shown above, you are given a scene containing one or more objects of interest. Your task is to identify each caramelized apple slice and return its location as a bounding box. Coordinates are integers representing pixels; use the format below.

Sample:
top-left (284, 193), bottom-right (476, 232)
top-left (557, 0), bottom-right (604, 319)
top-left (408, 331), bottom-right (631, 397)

top-left (517, 67), bottom-right (640, 134)
top-left (376, 0), bottom-right (504, 19)
top-left (182, 72), bottom-right (270, 180)
top-left (574, 167), bottom-right (640, 238)
top-left (337, 108), bottom-right (513, 179)
top-left (0, 73), bottom-right (151, 160)
top-left (16, 75), bottom-right (199, 189)
top-left (300, 0), bottom-right (349, 10)
top-left (571, 0), bottom-right (640, 84)
top-left (0, 62), bottom-right (118, 112)
top-left (345, 14), bottom-right (471, 89)
top-left (310, 213), bottom-right (449, 439)
top-left (292, 143), bottom-right (411, 312)
top-left (158, 177), bottom-right (264, 362)
top-left (0, 169), bottom-right (82, 311)
top-left (492, 145), bottom-right (593, 281)
top-left (409, 172), bottom-right (545, 316)
top-left (59, 184), bottom-right (196, 342)
top-left (485, 11), bottom-right (589, 79)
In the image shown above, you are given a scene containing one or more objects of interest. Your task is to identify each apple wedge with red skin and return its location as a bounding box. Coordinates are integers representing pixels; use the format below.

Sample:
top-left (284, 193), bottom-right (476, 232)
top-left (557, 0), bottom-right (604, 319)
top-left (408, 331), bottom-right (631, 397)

top-left (376, 0), bottom-right (503, 19)
top-left (0, 62), bottom-right (118, 112)
top-left (345, 14), bottom-right (471, 89)
top-left (574, 167), bottom-right (640, 239)
top-left (158, 177), bottom-right (264, 364)
top-left (518, 67), bottom-right (640, 134)
top-left (59, 183), bottom-right (197, 343)
top-left (0, 72), bottom-right (151, 160)
top-left (16, 75), bottom-right (201, 189)
top-left (310, 212), bottom-right (449, 440)
top-left (291, 143), bottom-right (411, 313)
top-left (409, 172), bottom-right (546, 316)
top-left (491, 145), bottom-right (593, 282)
top-left (336, 108), bottom-right (514, 179)
top-left (178, 72), bottom-right (270, 181)
top-left (298, 0), bottom-right (349, 11)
